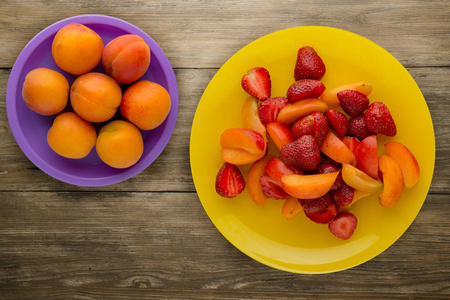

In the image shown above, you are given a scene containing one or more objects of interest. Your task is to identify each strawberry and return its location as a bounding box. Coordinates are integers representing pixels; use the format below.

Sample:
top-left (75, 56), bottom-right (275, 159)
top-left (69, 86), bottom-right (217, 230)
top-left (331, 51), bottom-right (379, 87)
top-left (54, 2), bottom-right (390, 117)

top-left (294, 46), bottom-right (326, 81)
top-left (320, 153), bottom-right (342, 169)
top-left (364, 101), bottom-right (397, 136)
top-left (259, 173), bottom-right (289, 200)
top-left (325, 109), bottom-right (348, 137)
top-left (291, 112), bottom-right (329, 145)
top-left (337, 90), bottom-right (369, 117)
top-left (286, 79), bottom-right (326, 103)
top-left (331, 183), bottom-right (354, 210)
top-left (280, 135), bottom-right (321, 171)
top-left (304, 197), bottom-right (338, 224)
top-left (340, 136), bottom-right (360, 154)
top-left (347, 114), bottom-right (374, 141)
top-left (328, 212), bottom-right (357, 240)
top-left (316, 163), bottom-right (343, 190)
top-left (299, 193), bottom-right (332, 214)
top-left (215, 162), bottom-right (246, 198)
top-left (241, 67), bottom-right (271, 101)
top-left (258, 97), bottom-right (289, 125)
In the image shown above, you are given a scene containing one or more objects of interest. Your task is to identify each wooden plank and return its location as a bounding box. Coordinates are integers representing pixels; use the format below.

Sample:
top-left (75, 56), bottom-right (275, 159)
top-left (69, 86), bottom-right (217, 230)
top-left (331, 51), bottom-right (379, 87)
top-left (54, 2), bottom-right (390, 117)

top-left (0, 191), bottom-right (448, 298)
top-left (0, 0), bottom-right (449, 69)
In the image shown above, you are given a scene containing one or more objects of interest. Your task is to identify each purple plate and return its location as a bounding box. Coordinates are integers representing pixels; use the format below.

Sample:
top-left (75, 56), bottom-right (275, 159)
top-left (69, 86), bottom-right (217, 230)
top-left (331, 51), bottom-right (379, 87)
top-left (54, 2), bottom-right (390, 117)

top-left (6, 15), bottom-right (179, 186)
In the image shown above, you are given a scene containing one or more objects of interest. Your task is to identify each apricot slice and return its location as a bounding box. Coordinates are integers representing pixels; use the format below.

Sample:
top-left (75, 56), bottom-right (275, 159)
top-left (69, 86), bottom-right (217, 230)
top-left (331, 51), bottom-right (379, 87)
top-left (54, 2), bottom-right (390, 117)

top-left (320, 82), bottom-right (372, 106)
top-left (281, 197), bottom-right (303, 220)
top-left (281, 172), bottom-right (340, 199)
top-left (220, 128), bottom-right (265, 154)
top-left (221, 148), bottom-right (265, 165)
top-left (266, 122), bottom-right (293, 151)
top-left (320, 131), bottom-right (357, 166)
top-left (355, 135), bottom-right (378, 180)
top-left (242, 97), bottom-right (266, 136)
top-left (247, 155), bottom-right (274, 205)
top-left (277, 98), bottom-right (328, 124)
top-left (385, 141), bottom-right (420, 188)
top-left (342, 163), bottom-right (382, 193)
top-left (378, 155), bottom-right (404, 207)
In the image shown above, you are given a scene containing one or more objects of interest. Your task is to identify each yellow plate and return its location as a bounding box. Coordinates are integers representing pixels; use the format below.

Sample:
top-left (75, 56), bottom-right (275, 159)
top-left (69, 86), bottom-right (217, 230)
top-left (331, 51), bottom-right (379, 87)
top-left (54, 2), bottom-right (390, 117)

top-left (190, 26), bottom-right (435, 274)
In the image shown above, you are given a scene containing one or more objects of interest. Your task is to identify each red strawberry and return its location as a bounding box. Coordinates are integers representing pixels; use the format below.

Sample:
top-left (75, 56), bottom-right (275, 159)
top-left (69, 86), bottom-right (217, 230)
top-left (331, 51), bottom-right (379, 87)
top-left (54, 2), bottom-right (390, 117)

top-left (347, 114), bottom-right (374, 141)
top-left (299, 193), bottom-right (332, 214)
top-left (215, 162), bottom-right (246, 198)
top-left (328, 212), bottom-right (357, 240)
top-left (291, 112), bottom-right (328, 145)
top-left (286, 79), bottom-right (326, 103)
top-left (305, 197), bottom-right (338, 224)
top-left (320, 153), bottom-right (342, 169)
top-left (241, 67), bottom-right (271, 101)
top-left (316, 163), bottom-right (343, 190)
top-left (294, 46), bottom-right (326, 81)
top-left (341, 136), bottom-right (360, 154)
top-left (258, 97), bottom-right (289, 125)
top-left (331, 183), bottom-right (354, 210)
top-left (325, 109), bottom-right (348, 137)
top-left (259, 173), bottom-right (289, 200)
top-left (337, 90), bottom-right (369, 117)
top-left (280, 135), bottom-right (321, 171)
top-left (364, 101), bottom-right (397, 136)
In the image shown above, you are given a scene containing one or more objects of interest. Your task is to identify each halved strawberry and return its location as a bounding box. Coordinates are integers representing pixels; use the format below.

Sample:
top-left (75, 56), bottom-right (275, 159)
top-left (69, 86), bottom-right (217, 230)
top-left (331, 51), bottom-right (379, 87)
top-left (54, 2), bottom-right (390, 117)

top-left (291, 112), bottom-right (329, 145)
top-left (331, 183), bottom-right (354, 210)
top-left (286, 79), bottom-right (326, 103)
top-left (325, 109), bottom-right (348, 137)
top-left (328, 212), bottom-right (357, 240)
top-left (341, 136), bottom-right (360, 154)
top-left (337, 89), bottom-right (369, 117)
top-left (280, 135), bottom-right (321, 171)
top-left (304, 197), bottom-right (338, 224)
top-left (215, 162), bottom-right (246, 198)
top-left (364, 101), bottom-right (397, 136)
top-left (299, 193), bottom-right (332, 213)
top-left (347, 114), bottom-right (374, 141)
top-left (265, 156), bottom-right (305, 184)
top-left (316, 163), bottom-right (343, 190)
top-left (258, 97), bottom-right (289, 125)
top-left (294, 46), bottom-right (326, 81)
top-left (259, 173), bottom-right (289, 200)
top-left (241, 67), bottom-right (271, 101)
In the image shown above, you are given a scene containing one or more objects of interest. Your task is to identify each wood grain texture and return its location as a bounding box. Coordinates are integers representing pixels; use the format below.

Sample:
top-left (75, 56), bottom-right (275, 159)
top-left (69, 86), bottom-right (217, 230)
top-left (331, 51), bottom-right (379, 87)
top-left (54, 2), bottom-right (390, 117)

top-left (0, 0), bottom-right (449, 299)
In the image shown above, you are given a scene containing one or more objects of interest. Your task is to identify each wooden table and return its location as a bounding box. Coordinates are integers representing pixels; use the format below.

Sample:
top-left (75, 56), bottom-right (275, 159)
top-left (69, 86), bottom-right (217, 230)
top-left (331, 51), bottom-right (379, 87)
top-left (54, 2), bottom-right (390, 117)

top-left (1, 1), bottom-right (449, 298)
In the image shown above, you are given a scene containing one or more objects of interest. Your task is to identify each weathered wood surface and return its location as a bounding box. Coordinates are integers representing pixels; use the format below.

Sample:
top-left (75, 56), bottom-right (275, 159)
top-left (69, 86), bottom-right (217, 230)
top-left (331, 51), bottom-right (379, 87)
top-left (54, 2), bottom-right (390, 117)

top-left (0, 0), bottom-right (449, 299)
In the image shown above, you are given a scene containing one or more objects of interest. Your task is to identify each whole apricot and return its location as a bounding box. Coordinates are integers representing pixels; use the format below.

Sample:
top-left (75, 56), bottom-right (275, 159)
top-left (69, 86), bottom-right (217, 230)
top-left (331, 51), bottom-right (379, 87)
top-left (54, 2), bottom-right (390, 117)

top-left (96, 120), bottom-right (144, 169)
top-left (47, 112), bottom-right (97, 159)
top-left (120, 80), bottom-right (171, 130)
top-left (22, 68), bottom-right (69, 115)
top-left (70, 72), bottom-right (122, 123)
top-left (52, 23), bottom-right (104, 75)
top-left (102, 34), bottom-right (150, 84)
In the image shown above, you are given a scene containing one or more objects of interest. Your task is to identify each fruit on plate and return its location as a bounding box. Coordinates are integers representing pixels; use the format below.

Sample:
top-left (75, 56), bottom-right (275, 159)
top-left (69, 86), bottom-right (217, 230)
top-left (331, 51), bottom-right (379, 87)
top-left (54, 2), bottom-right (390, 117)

top-left (294, 46), bottom-right (326, 81)
top-left (320, 82), bottom-right (372, 107)
top-left (281, 172), bottom-right (340, 199)
top-left (280, 135), bottom-right (321, 171)
top-left (304, 194), bottom-right (338, 224)
top-left (299, 193), bottom-right (332, 214)
top-left (260, 173), bottom-right (289, 200)
top-left (215, 162), bottom-right (246, 198)
top-left (52, 23), bottom-right (104, 75)
top-left (286, 79), bottom-right (326, 103)
top-left (220, 128), bottom-right (266, 165)
top-left (341, 163), bottom-right (382, 193)
top-left (385, 141), bottom-right (420, 188)
top-left (291, 112), bottom-right (329, 145)
top-left (364, 101), bottom-right (397, 136)
top-left (317, 163), bottom-right (343, 190)
top-left (242, 97), bottom-right (266, 136)
top-left (320, 131), bottom-right (357, 166)
top-left (22, 68), bottom-right (69, 116)
top-left (70, 72), bottom-right (122, 123)
top-left (337, 89), bottom-right (369, 116)
top-left (328, 212), bottom-right (358, 240)
top-left (378, 155), bottom-right (404, 207)
top-left (266, 122), bottom-right (293, 151)
top-left (330, 182), bottom-right (354, 209)
top-left (258, 97), bottom-right (289, 126)
top-left (96, 120), bottom-right (144, 169)
top-left (355, 135), bottom-right (379, 180)
top-left (265, 156), bottom-right (304, 184)
top-left (281, 197), bottom-right (303, 221)
top-left (247, 155), bottom-right (274, 205)
top-left (325, 109), bottom-right (348, 137)
top-left (277, 98), bottom-right (328, 124)
top-left (241, 67), bottom-right (271, 101)
top-left (347, 114), bottom-right (374, 141)
top-left (102, 34), bottom-right (151, 84)
top-left (47, 112), bottom-right (96, 159)
top-left (120, 80), bottom-right (172, 130)
top-left (341, 136), bottom-right (360, 154)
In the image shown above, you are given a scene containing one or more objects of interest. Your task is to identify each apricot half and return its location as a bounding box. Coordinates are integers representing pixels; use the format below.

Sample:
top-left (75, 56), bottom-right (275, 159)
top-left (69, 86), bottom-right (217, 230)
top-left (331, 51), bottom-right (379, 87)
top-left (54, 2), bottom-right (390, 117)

top-left (342, 163), bottom-right (382, 193)
top-left (277, 98), bottom-right (328, 124)
top-left (320, 131), bottom-right (357, 166)
top-left (385, 141), bottom-right (420, 188)
top-left (247, 155), bottom-right (274, 205)
top-left (242, 97), bottom-right (266, 136)
top-left (378, 155), bottom-right (404, 207)
top-left (281, 172), bottom-right (339, 199)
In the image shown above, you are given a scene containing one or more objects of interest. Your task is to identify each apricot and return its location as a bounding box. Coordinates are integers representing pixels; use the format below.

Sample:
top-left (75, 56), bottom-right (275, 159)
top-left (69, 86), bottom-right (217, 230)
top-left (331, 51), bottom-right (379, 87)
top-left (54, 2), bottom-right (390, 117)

top-left (320, 82), bottom-right (372, 106)
top-left (220, 128), bottom-right (267, 165)
top-left (247, 155), bottom-right (274, 205)
top-left (320, 131), bottom-right (357, 166)
top-left (22, 68), bottom-right (69, 116)
top-left (341, 163), bottom-right (383, 193)
top-left (385, 141), bottom-right (420, 188)
top-left (281, 172), bottom-right (340, 199)
top-left (47, 112), bottom-right (96, 159)
top-left (70, 72), bottom-right (122, 123)
top-left (378, 155), bottom-right (404, 207)
top-left (52, 23), bottom-right (103, 75)
top-left (277, 98), bottom-right (328, 124)
top-left (266, 122), bottom-right (293, 151)
top-left (281, 197), bottom-right (303, 220)
top-left (120, 80), bottom-right (171, 130)
top-left (221, 147), bottom-right (266, 165)
top-left (242, 97), bottom-right (266, 136)
top-left (355, 135), bottom-right (379, 180)
top-left (96, 120), bottom-right (144, 169)
top-left (102, 34), bottom-right (151, 84)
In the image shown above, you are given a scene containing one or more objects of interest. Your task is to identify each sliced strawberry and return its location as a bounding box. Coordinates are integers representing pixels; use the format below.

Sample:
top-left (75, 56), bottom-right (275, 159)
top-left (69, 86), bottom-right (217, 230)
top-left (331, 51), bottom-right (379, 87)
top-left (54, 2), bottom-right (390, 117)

top-left (328, 212), bottom-right (357, 240)
top-left (265, 157), bottom-right (305, 184)
top-left (325, 109), bottom-right (348, 137)
top-left (291, 112), bottom-right (328, 145)
top-left (259, 173), bottom-right (289, 200)
top-left (286, 79), bottom-right (326, 103)
top-left (316, 163), bottom-right (343, 190)
top-left (341, 136), bottom-right (360, 154)
top-left (299, 193), bottom-right (332, 213)
top-left (280, 135), bottom-right (321, 171)
top-left (294, 46), bottom-right (326, 81)
top-left (304, 197), bottom-right (338, 224)
top-left (331, 183), bottom-right (354, 210)
top-left (258, 97), bottom-right (289, 125)
top-left (347, 114), bottom-right (374, 141)
top-left (337, 90), bottom-right (369, 117)
top-left (364, 101), bottom-right (397, 136)
top-left (241, 67), bottom-right (271, 101)
top-left (215, 162), bottom-right (246, 198)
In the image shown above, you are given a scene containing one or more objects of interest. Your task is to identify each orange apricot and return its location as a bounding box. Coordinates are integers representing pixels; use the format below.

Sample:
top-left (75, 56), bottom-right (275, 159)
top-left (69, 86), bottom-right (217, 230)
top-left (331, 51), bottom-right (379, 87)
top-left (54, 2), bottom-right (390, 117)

top-left (341, 163), bottom-right (383, 193)
top-left (320, 131), bottom-right (357, 166)
top-left (281, 196), bottom-right (303, 220)
top-left (281, 172), bottom-right (340, 199)
top-left (242, 97), bottom-right (266, 136)
top-left (385, 141), bottom-right (420, 188)
top-left (277, 98), bottom-right (328, 124)
top-left (247, 155), bottom-right (274, 205)
top-left (320, 82), bottom-right (372, 106)
top-left (378, 155), bottom-right (404, 207)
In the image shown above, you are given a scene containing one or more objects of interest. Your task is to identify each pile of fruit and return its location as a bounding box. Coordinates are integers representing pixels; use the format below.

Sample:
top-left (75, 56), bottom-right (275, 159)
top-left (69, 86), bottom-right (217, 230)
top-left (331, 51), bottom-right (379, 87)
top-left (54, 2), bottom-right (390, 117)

top-left (215, 46), bottom-right (420, 240)
top-left (22, 23), bottom-right (171, 169)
